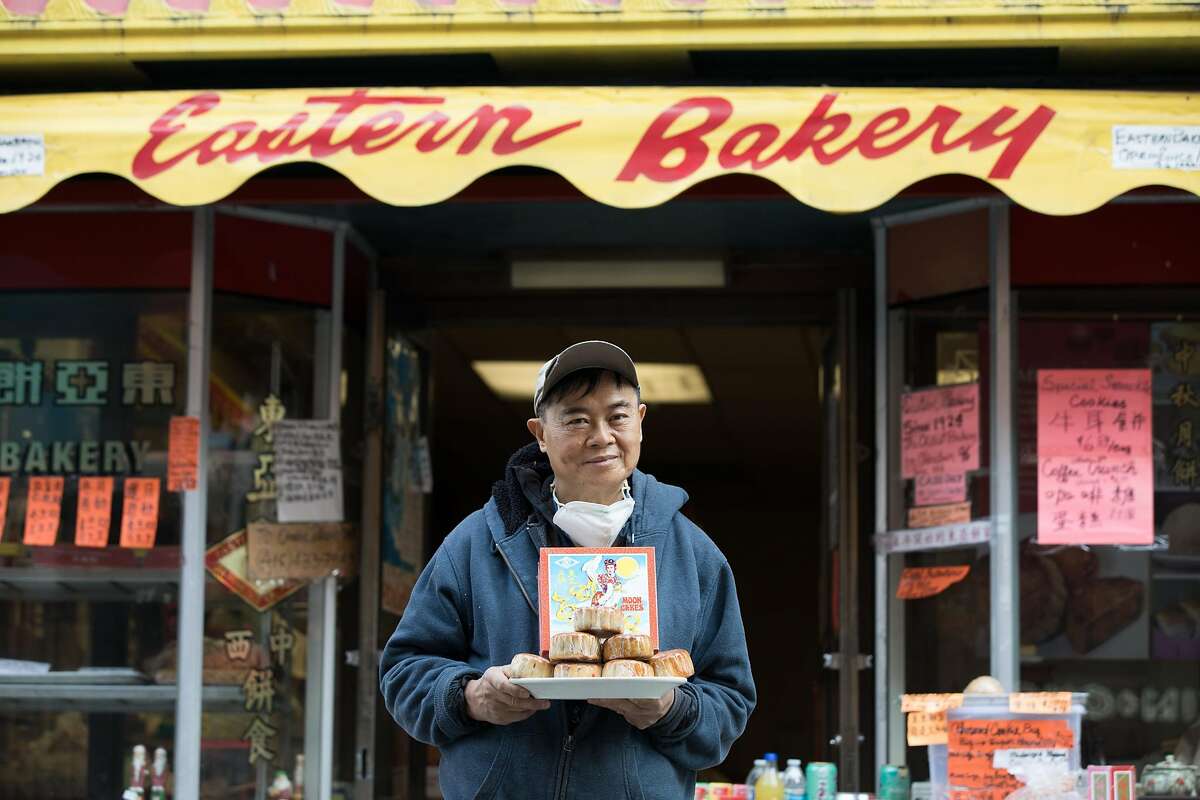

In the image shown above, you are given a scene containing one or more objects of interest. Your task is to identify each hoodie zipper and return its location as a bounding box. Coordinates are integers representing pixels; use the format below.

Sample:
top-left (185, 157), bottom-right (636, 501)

top-left (553, 704), bottom-right (581, 800)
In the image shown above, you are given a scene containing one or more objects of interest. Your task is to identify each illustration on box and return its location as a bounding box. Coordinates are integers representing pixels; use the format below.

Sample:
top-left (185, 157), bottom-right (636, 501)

top-left (539, 546), bottom-right (658, 651)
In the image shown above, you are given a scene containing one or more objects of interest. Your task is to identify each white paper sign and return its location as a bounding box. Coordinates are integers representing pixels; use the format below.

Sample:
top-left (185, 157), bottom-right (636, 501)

top-left (274, 420), bottom-right (344, 523)
top-left (1112, 126), bottom-right (1200, 171)
top-left (874, 519), bottom-right (991, 554)
top-left (0, 135), bottom-right (45, 177)
top-left (993, 748), bottom-right (1070, 771)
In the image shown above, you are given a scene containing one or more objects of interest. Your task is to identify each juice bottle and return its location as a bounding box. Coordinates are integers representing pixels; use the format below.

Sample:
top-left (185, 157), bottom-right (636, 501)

top-left (754, 753), bottom-right (784, 800)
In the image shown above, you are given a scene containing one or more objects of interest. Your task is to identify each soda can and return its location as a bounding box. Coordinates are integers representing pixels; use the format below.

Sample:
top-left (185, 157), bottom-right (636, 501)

top-left (806, 762), bottom-right (838, 800)
top-left (879, 764), bottom-right (912, 800)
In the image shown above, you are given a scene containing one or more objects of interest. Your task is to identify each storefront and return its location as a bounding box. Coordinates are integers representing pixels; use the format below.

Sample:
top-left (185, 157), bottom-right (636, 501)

top-left (1, 78), bottom-right (1198, 799)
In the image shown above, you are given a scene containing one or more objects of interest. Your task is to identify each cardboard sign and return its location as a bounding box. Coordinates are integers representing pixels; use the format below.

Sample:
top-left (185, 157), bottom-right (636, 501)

top-left (205, 529), bottom-right (305, 612)
top-left (908, 502), bottom-right (971, 529)
top-left (0, 476), bottom-right (9, 539)
top-left (907, 710), bottom-right (950, 746)
top-left (947, 719), bottom-right (1075, 800)
top-left (915, 471), bottom-right (968, 506)
top-left (902, 693), bottom-right (964, 713)
top-left (274, 420), bottom-right (344, 523)
top-left (167, 415), bottom-right (200, 491)
top-left (1036, 369), bottom-right (1154, 545)
top-left (897, 565), bottom-right (971, 599)
top-left (23, 476), bottom-right (64, 546)
top-left (246, 521), bottom-right (357, 581)
top-left (74, 476), bottom-right (114, 548)
top-left (119, 477), bottom-right (160, 549)
top-left (901, 383), bottom-right (981, 479)
top-left (1009, 692), bottom-right (1072, 715)
top-left (538, 547), bottom-right (658, 657)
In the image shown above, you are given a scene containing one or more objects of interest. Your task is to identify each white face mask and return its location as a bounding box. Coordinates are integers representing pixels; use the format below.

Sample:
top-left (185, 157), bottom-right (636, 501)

top-left (552, 483), bottom-right (635, 548)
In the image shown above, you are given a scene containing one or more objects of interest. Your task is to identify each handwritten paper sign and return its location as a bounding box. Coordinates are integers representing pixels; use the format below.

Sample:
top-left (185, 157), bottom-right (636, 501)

top-left (908, 502), bottom-right (971, 529)
top-left (1037, 370), bottom-right (1154, 545)
top-left (74, 476), bottom-right (114, 548)
top-left (274, 420), bottom-right (344, 523)
top-left (23, 476), bottom-right (63, 546)
top-left (168, 416), bottom-right (200, 491)
top-left (915, 471), bottom-right (968, 506)
top-left (0, 476), bottom-right (9, 538)
top-left (902, 693), bottom-right (965, 713)
top-left (119, 477), bottom-right (160, 548)
top-left (246, 521), bottom-right (357, 581)
top-left (948, 719), bottom-right (1075, 800)
top-left (901, 383), bottom-right (981, 479)
top-left (875, 520), bottom-right (992, 554)
top-left (993, 748), bottom-right (1070, 770)
top-left (1009, 692), bottom-right (1072, 715)
top-left (907, 710), bottom-right (950, 746)
top-left (897, 565), bottom-right (972, 599)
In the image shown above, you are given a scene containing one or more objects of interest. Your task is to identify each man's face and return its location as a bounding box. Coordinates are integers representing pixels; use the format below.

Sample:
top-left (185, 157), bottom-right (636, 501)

top-left (527, 372), bottom-right (646, 504)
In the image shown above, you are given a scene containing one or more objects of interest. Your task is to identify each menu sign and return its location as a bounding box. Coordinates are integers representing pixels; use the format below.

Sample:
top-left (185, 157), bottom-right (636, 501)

top-left (274, 420), bottom-right (344, 523)
top-left (167, 415), bottom-right (200, 491)
top-left (75, 476), bottom-right (114, 548)
top-left (119, 477), bottom-right (160, 548)
top-left (23, 476), bottom-right (63, 546)
top-left (948, 719), bottom-right (1075, 800)
top-left (901, 383), bottom-right (980, 507)
top-left (1036, 370), bottom-right (1153, 545)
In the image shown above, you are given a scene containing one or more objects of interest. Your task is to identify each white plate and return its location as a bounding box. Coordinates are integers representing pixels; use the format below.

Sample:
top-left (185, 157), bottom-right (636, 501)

top-left (511, 676), bottom-right (684, 700)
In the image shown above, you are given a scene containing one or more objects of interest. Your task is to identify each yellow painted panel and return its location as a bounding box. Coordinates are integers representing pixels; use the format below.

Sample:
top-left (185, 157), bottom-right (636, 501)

top-left (0, 86), bottom-right (1197, 214)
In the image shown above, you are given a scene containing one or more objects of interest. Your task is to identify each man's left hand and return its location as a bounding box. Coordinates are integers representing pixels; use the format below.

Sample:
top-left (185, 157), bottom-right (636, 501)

top-left (588, 688), bottom-right (675, 730)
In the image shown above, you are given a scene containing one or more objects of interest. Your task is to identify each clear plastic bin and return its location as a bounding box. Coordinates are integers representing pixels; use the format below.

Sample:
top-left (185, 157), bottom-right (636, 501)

top-left (928, 692), bottom-right (1088, 800)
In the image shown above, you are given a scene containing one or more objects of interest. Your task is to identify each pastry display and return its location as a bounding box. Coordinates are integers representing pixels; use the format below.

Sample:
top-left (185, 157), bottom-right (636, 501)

top-left (1045, 547), bottom-right (1098, 593)
top-left (509, 653), bottom-right (553, 678)
top-left (554, 662), bottom-right (602, 678)
top-left (1066, 576), bottom-right (1144, 654)
top-left (964, 675), bottom-right (1006, 694)
top-left (549, 632), bottom-right (600, 663)
top-left (602, 633), bottom-right (653, 662)
top-left (573, 606), bottom-right (624, 637)
top-left (649, 649), bottom-right (695, 678)
top-left (603, 659), bottom-right (653, 678)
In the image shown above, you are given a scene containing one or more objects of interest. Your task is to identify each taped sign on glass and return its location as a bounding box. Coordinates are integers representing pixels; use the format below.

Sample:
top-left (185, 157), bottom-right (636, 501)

top-left (273, 420), bottom-right (343, 523)
top-left (1112, 126), bottom-right (1200, 171)
top-left (0, 135), bottom-right (44, 177)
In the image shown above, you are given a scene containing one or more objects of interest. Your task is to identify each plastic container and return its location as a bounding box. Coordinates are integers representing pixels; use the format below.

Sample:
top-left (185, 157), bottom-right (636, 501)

top-left (756, 753), bottom-right (784, 800)
top-left (928, 692), bottom-right (1088, 800)
top-left (784, 758), bottom-right (807, 800)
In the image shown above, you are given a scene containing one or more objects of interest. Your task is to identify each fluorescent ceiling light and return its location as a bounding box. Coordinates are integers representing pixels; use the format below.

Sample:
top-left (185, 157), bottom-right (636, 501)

top-left (510, 259), bottom-right (725, 289)
top-left (472, 361), bottom-right (713, 404)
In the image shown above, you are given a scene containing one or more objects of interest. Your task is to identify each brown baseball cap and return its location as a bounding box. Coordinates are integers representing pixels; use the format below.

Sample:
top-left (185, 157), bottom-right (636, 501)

top-left (533, 341), bottom-right (639, 413)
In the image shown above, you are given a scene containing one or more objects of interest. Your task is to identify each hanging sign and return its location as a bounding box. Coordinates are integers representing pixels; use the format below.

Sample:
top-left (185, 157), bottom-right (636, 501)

top-left (205, 529), bottom-right (305, 612)
top-left (23, 475), bottom-right (63, 546)
top-left (75, 476), bottom-right (114, 548)
top-left (119, 477), bottom-right (161, 548)
top-left (246, 521), bottom-right (357, 581)
top-left (273, 420), bottom-right (343, 523)
top-left (167, 415), bottom-right (200, 491)
top-left (896, 565), bottom-right (971, 599)
top-left (1036, 369), bottom-right (1153, 545)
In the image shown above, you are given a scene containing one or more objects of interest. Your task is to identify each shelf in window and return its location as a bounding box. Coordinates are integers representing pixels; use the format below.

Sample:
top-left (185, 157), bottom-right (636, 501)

top-left (0, 567), bottom-right (179, 602)
top-left (0, 683), bottom-right (244, 713)
top-left (1151, 568), bottom-right (1200, 582)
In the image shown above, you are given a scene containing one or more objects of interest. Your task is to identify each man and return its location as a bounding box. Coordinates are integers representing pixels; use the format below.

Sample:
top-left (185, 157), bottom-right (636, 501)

top-left (380, 341), bottom-right (756, 799)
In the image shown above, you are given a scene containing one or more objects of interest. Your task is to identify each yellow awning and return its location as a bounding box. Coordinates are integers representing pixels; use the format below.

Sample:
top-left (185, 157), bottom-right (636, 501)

top-left (2, 86), bottom-right (1198, 215)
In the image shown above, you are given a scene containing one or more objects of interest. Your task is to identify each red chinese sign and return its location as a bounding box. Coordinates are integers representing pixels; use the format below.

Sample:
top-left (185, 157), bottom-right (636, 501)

top-left (119, 477), bottom-right (161, 548)
top-left (75, 476), bottom-right (114, 548)
top-left (23, 476), bottom-right (63, 546)
top-left (168, 415), bottom-right (200, 491)
top-left (1036, 369), bottom-right (1153, 545)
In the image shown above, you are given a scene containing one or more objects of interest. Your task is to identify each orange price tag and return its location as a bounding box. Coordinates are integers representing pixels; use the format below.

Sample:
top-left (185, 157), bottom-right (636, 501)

top-left (168, 416), bottom-right (200, 492)
top-left (897, 565), bottom-right (971, 599)
top-left (907, 502), bottom-right (971, 529)
top-left (907, 710), bottom-right (949, 746)
top-left (75, 476), bottom-right (114, 548)
top-left (902, 693), bottom-right (964, 713)
top-left (0, 476), bottom-right (10, 539)
top-left (23, 476), bottom-right (64, 546)
top-left (1009, 692), bottom-right (1072, 715)
top-left (119, 477), bottom-right (161, 549)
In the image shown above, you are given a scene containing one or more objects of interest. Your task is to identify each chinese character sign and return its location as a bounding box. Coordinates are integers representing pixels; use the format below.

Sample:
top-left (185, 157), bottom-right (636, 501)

top-left (75, 476), bottom-right (114, 548)
top-left (119, 477), bottom-right (161, 548)
top-left (1037, 370), bottom-right (1153, 545)
top-left (1152, 324), bottom-right (1200, 491)
top-left (23, 476), bottom-right (64, 546)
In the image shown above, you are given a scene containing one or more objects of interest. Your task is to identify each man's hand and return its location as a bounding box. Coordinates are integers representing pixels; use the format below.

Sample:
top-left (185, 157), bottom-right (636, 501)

top-left (465, 666), bottom-right (551, 725)
top-left (588, 688), bottom-right (675, 730)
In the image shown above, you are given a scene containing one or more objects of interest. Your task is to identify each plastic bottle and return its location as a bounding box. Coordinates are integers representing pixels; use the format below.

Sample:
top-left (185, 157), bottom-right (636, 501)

top-left (754, 753), bottom-right (784, 800)
top-left (783, 758), bottom-right (806, 800)
top-left (745, 758), bottom-right (768, 800)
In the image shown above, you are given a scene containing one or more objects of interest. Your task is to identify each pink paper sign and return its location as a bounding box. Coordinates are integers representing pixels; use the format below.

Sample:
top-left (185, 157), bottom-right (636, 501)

top-left (915, 471), bottom-right (967, 506)
top-left (1037, 369), bottom-right (1153, 545)
top-left (901, 383), bottom-right (981, 479)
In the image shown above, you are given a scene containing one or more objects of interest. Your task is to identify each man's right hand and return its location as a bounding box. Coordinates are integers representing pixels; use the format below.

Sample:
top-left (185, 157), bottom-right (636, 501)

top-left (465, 666), bottom-right (551, 725)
